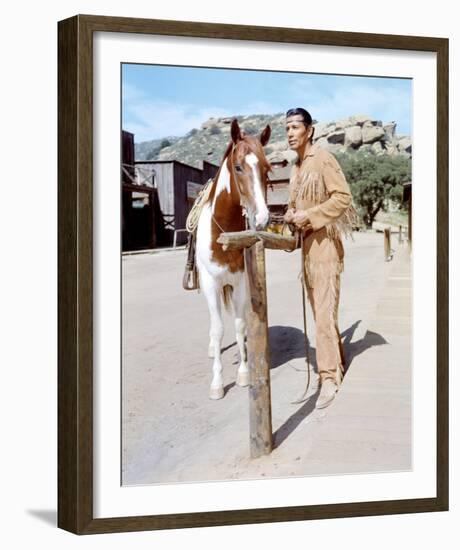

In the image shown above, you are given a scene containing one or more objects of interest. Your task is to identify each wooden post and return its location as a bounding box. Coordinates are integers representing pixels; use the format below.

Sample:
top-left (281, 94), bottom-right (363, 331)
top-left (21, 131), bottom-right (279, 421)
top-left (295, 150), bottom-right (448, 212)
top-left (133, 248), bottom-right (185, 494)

top-left (217, 230), bottom-right (295, 458)
top-left (244, 240), bottom-right (273, 458)
top-left (384, 227), bottom-right (391, 261)
top-left (149, 189), bottom-right (156, 249)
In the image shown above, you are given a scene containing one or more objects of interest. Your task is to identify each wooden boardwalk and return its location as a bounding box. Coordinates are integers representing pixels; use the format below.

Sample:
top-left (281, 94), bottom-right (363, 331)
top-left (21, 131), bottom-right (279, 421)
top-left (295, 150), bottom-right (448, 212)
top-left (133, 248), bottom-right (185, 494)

top-left (300, 243), bottom-right (412, 474)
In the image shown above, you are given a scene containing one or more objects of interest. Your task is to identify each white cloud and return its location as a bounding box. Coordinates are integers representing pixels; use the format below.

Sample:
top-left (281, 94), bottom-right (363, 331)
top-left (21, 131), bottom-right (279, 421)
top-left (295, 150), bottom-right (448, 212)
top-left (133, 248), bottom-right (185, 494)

top-left (286, 77), bottom-right (411, 133)
top-left (123, 100), bottom-right (286, 142)
top-left (122, 83), bottom-right (145, 102)
top-left (122, 78), bottom-right (411, 142)
top-left (122, 83), bottom-right (285, 141)
top-left (123, 99), bottom-right (233, 141)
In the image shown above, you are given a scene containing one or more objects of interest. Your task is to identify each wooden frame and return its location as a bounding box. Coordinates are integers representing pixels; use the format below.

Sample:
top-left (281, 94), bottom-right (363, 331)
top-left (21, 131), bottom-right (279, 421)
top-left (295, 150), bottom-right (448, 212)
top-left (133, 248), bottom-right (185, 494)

top-left (58, 14), bottom-right (449, 535)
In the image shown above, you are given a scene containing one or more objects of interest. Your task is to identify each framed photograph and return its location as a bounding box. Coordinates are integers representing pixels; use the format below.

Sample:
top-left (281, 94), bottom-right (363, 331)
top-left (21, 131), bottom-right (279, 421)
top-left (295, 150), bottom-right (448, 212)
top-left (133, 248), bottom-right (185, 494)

top-left (58, 15), bottom-right (448, 534)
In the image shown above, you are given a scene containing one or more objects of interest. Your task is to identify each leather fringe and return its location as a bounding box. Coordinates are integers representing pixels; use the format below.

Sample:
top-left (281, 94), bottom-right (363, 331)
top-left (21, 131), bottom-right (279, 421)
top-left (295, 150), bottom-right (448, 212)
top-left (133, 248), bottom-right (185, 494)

top-left (296, 172), bottom-right (360, 241)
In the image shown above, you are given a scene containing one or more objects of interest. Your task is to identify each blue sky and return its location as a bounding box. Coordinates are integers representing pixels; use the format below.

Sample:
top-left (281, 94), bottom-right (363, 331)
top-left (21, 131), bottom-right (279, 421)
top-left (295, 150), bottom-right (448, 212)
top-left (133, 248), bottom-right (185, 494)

top-left (122, 64), bottom-right (412, 143)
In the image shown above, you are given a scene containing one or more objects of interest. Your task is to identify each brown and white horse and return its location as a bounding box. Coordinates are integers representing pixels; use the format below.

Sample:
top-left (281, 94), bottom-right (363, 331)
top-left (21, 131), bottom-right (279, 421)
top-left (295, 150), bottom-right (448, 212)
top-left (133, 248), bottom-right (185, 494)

top-left (196, 119), bottom-right (271, 399)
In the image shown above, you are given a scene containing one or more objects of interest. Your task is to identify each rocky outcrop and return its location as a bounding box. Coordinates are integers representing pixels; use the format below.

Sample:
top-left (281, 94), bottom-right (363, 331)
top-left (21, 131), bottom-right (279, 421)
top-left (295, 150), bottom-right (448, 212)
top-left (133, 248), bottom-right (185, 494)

top-left (344, 126), bottom-right (362, 148)
top-left (362, 121), bottom-right (386, 144)
top-left (397, 136), bottom-right (412, 154)
top-left (327, 130), bottom-right (346, 144)
top-left (306, 115), bottom-right (411, 160)
top-left (134, 113), bottom-right (412, 167)
top-left (384, 122), bottom-right (396, 141)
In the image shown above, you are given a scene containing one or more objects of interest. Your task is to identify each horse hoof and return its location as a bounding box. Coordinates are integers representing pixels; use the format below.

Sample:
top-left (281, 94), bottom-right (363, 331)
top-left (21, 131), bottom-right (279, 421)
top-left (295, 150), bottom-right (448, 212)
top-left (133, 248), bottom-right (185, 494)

top-left (209, 386), bottom-right (224, 400)
top-left (236, 371), bottom-right (249, 387)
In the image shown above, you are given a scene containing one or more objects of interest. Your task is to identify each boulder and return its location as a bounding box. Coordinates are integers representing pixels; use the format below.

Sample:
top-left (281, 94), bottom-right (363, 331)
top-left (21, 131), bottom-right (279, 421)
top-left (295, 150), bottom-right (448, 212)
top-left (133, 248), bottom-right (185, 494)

top-left (344, 125), bottom-right (363, 148)
top-left (267, 151), bottom-right (286, 163)
top-left (327, 130), bottom-right (345, 144)
top-left (362, 121), bottom-right (385, 144)
top-left (314, 137), bottom-right (329, 149)
top-left (201, 117), bottom-right (217, 130)
top-left (269, 139), bottom-right (289, 152)
top-left (350, 114), bottom-right (372, 126)
top-left (371, 141), bottom-right (384, 154)
top-left (335, 117), bottom-right (351, 130)
top-left (383, 122), bottom-right (397, 141)
top-left (314, 122), bottom-right (336, 139)
top-left (397, 136), bottom-right (412, 154)
top-left (385, 144), bottom-right (399, 156)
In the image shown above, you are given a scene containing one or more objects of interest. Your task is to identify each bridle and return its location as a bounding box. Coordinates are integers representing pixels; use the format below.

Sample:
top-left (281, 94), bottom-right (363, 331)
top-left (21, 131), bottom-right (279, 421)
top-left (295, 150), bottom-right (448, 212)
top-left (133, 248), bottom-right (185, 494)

top-left (212, 141), bottom-right (266, 232)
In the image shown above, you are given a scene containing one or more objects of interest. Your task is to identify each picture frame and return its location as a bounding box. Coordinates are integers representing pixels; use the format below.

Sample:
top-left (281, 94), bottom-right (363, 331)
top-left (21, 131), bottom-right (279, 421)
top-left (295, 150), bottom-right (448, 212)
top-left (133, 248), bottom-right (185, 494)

top-left (58, 14), bottom-right (449, 535)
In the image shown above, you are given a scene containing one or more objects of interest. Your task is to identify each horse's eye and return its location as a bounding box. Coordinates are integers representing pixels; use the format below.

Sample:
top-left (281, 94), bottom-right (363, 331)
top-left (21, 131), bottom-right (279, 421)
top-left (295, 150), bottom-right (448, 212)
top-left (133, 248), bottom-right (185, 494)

top-left (235, 165), bottom-right (243, 173)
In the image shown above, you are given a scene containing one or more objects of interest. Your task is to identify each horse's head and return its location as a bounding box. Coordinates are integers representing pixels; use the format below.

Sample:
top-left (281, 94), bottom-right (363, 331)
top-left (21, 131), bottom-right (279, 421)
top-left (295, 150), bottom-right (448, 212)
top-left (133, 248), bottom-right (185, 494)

top-left (228, 119), bottom-right (272, 231)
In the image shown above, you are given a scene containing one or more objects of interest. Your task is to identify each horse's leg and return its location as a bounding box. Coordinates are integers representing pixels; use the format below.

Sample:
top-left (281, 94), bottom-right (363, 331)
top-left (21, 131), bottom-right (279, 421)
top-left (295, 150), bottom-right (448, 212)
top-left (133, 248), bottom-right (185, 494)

top-left (233, 274), bottom-right (249, 387)
top-left (200, 270), bottom-right (225, 399)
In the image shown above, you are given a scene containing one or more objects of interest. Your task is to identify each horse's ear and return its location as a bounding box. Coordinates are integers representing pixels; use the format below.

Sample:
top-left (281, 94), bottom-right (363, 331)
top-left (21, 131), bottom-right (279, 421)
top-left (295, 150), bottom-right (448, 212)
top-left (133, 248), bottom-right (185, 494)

top-left (260, 124), bottom-right (271, 146)
top-left (231, 119), bottom-right (242, 143)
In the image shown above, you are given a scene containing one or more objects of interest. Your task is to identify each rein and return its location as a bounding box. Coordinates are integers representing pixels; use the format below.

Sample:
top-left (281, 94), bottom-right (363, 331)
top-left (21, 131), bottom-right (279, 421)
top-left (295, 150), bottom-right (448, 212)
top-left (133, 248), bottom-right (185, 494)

top-left (214, 144), bottom-right (313, 404)
top-left (290, 229), bottom-right (312, 404)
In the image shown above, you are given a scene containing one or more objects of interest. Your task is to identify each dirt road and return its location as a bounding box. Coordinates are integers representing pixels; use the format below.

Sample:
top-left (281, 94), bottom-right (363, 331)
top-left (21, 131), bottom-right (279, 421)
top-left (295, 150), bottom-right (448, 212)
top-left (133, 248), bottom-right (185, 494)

top-left (122, 231), bottom-right (411, 485)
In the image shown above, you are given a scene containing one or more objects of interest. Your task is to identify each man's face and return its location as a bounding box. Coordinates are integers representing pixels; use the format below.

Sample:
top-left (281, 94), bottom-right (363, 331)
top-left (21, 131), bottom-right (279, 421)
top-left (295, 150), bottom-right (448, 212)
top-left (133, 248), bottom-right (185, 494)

top-left (285, 115), bottom-right (312, 152)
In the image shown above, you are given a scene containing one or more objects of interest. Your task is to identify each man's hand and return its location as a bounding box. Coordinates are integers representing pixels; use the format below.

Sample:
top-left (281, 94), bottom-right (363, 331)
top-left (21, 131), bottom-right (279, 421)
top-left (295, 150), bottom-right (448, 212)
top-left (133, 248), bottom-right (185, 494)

top-left (292, 210), bottom-right (311, 229)
top-left (283, 208), bottom-right (295, 223)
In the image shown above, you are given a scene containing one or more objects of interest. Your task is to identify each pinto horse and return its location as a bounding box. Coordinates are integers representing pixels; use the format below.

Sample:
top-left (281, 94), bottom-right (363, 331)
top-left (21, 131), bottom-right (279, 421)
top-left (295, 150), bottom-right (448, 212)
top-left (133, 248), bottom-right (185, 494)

top-left (196, 119), bottom-right (272, 399)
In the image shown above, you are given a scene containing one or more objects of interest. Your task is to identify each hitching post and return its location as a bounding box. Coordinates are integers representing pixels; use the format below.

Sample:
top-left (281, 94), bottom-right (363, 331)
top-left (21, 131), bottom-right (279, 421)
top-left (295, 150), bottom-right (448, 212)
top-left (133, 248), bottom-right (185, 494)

top-left (217, 230), bottom-right (296, 458)
top-left (384, 227), bottom-right (391, 261)
top-left (244, 239), bottom-right (272, 457)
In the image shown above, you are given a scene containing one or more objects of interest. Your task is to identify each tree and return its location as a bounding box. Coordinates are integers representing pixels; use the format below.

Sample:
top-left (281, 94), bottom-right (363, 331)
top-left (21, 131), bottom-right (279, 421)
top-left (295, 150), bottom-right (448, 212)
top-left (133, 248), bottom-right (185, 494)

top-left (160, 138), bottom-right (172, 148)
top-left (336, 152), bottom-right (411, 228)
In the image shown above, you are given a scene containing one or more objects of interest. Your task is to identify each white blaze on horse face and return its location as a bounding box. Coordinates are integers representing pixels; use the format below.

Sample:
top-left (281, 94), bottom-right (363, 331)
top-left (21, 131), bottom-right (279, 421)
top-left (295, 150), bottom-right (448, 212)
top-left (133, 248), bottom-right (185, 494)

top-left (245, 153), bottom-right (269, 230)
top-left (211, 158), bottom-right (231, 213)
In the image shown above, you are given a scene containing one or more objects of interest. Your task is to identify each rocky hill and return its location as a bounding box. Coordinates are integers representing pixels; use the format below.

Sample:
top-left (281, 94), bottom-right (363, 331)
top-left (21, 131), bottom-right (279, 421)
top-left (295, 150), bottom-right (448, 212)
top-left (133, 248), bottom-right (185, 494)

top-left (134, 113), bottom-right (411, 169)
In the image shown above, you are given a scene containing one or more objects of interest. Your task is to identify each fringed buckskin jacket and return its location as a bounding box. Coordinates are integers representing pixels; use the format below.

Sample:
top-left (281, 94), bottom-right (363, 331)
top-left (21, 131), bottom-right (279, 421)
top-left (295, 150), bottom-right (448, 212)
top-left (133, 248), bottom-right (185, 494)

top-left (287, 143), bottom-right (359, 287)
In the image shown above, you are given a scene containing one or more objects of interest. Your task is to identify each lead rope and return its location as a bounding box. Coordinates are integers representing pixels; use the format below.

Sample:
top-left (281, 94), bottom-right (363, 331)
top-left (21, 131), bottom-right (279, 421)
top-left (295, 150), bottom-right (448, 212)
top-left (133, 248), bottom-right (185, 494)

top-left (290, 229), bottom-right (312, 405)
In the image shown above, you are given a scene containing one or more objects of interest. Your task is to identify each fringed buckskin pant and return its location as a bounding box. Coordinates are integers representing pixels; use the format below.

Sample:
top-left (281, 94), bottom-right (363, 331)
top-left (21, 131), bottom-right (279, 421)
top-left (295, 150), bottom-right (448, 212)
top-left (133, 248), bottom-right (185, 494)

top-left (303, 229), bottom-right (346, 384)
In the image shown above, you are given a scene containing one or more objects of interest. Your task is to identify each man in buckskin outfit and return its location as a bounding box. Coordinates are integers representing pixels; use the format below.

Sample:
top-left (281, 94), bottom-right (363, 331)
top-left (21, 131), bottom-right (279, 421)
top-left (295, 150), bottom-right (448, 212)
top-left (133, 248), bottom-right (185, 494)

top-left (284, 108), bottom-right (358, 409)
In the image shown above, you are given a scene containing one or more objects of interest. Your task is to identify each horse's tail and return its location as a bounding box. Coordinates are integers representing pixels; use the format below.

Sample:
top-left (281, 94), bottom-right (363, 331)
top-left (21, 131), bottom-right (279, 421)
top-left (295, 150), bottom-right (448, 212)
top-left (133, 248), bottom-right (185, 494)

top-left (221, 284), bottom-right (233, 311)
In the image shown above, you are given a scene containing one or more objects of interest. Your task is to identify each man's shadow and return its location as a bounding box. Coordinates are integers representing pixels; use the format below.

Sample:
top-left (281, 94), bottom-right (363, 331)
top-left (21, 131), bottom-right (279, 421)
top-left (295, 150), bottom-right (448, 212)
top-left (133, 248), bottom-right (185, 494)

top-left (269, 321), bottom-right (388, 448)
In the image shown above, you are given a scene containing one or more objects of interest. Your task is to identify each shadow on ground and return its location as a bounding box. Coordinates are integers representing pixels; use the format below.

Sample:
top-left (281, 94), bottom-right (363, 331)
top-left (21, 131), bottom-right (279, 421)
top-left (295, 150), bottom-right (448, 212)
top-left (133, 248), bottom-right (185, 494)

top-left (269, 322), bottom-right (388, 373)
top-left (270, 321), bottom-right (389, 448)
top-left (341, 320), bottom-right (388, 373)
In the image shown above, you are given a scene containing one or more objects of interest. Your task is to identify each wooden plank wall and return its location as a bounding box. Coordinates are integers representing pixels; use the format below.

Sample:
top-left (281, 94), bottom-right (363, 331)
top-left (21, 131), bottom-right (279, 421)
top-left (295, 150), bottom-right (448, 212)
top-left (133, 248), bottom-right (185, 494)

top-left (122, 131), bottom-right (135, 184)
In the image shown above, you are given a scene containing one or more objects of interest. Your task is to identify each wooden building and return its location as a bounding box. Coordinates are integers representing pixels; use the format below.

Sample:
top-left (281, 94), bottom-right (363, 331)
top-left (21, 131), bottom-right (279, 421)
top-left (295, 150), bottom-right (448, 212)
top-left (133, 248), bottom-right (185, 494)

top-left (122, 129), bottom-right (220, 250)
top-left (122, 129), bottom-right (295, 250)
top-left (122, 131), bottom-right (158, 251)
top-left (267, 160), bottom-right (292, 224)
top-left (135, 160), bottom-right (219, 247)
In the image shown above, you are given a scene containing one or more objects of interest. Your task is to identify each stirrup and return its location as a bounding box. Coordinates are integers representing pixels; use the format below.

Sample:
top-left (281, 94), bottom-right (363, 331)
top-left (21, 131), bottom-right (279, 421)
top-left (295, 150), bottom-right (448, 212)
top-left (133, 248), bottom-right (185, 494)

top-left (182, 266), bottom-right (199, 291)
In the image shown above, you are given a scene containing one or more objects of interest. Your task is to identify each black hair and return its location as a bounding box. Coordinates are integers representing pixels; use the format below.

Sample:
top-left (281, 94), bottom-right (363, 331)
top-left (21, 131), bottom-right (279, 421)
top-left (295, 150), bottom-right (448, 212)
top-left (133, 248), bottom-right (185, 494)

top-left (286, 107), bottom-right (313, 127)
top-left (286, 107), bottom-right (315, 140)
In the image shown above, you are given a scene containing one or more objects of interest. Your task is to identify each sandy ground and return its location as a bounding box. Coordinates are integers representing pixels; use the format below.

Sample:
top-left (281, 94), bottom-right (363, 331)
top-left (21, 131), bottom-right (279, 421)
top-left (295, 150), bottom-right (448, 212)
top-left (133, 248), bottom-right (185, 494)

top-left (122, 231), bottom-right (411, 485)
